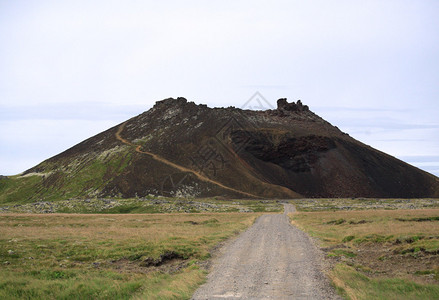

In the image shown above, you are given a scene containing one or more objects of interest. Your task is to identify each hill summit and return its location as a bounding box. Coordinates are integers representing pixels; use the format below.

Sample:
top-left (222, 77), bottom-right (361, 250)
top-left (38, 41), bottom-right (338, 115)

top-left (2, 97), bottom-right (439, 203)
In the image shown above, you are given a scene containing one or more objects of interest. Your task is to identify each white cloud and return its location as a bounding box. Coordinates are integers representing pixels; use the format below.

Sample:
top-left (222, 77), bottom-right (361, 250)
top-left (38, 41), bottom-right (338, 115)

top-left (0, 119), bottom-right (119, 175)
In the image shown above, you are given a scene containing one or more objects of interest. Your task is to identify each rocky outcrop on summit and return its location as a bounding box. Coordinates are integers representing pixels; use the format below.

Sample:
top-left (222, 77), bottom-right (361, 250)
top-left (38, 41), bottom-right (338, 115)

top-left (5, 97), bottom-right (439, 202)
top-left (277, 98), bottom-right (309, 112)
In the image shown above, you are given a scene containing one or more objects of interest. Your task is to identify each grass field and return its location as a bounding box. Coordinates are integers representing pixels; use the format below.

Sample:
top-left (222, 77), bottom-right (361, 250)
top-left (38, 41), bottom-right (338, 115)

top-left (291, 200), bottom-right (439, 300)
top-left (3, 198), bottom-right (439, 299)
top-left (0, 212), bottom-right (259, 299)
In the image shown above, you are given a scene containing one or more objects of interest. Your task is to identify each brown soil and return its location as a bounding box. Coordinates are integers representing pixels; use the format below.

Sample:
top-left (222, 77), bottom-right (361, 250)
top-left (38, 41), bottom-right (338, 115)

top-left (110, 256), bottom-right (188, 275)
top-left (325, 243), bottom-right (439, 285)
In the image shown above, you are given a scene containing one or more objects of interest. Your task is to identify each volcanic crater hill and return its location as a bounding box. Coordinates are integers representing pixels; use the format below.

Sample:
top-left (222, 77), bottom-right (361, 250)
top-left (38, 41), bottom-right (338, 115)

top-left (1, 97), bottom-right (439, 203)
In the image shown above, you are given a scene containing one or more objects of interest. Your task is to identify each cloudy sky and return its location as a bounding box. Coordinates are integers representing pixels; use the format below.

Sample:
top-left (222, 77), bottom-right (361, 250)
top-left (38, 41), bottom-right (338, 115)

top-left (1, 0), bottom-right (438, 176)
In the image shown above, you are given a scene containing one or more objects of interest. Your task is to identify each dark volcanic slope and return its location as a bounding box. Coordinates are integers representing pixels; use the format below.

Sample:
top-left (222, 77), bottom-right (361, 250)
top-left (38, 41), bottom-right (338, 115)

top-left (2, 97), bottom-right (439, 202)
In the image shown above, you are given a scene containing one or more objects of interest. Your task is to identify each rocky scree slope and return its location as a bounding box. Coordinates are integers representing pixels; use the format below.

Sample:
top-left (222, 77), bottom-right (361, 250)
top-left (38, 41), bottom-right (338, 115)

top-left (1, 97), bottom-right (438, 203)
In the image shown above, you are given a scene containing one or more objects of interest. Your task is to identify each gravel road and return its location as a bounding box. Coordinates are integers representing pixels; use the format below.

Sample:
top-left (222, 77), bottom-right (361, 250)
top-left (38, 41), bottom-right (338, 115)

top-left (192, 204), bottom-right (340, 299)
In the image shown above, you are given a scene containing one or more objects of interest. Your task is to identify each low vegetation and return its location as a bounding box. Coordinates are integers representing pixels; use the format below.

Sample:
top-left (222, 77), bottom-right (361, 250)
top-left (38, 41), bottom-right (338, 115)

top-left (0, 212), bottom-right (258, 299)
top-left (0, 198), bottom-right (283, 214)
top-left (0, 148), bottom-right (133, 204)
top-left (291, 199), bottom-right (439, 300)
top-left (291, 198), bottom-right (439, 211)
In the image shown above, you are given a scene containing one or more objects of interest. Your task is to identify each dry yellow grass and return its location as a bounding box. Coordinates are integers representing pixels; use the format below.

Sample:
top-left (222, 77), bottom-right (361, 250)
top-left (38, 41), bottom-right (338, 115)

top-left (292, 209), bottom-right (439, 300)
top-left (0, 212), bottom-right (259, 299)
top-left (292, 209), bottom-right (439, 245)
top-left (0, 213), bottom-right (256, 240)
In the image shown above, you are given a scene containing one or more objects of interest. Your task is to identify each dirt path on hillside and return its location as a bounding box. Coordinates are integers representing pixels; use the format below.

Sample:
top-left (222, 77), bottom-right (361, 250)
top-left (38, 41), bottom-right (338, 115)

top-left (192, 204), bottom-right (340, 299)
top-left (115, 122), bottom-right (300, 199)
top-left (115, 122), bottom-right (258, 198)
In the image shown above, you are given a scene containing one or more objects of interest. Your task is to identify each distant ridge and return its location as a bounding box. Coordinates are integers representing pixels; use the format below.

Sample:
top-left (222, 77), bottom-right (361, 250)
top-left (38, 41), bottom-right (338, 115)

top-left (1, 97), bottom-right (438, 203)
